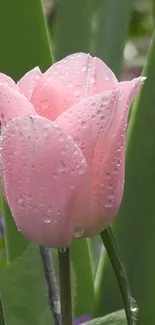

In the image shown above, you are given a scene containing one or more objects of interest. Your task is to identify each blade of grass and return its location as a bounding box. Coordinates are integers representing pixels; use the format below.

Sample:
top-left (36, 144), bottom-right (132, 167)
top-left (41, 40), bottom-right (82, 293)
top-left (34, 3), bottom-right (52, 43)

top-left (94, 0), bottom-right (132, 77)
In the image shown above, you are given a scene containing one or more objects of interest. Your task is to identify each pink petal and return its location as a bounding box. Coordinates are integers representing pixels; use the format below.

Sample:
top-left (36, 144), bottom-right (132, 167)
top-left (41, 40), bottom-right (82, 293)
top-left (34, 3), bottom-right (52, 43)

top-left (1, 115), bottom-right (87, 247)
top-left (18, 67), bottom-right (42, 101)
top-left (0, 84), bottom-right (36, 126)
top-left (56, 90), bottom-right (119, 166)
top-left (57, 77), bottom-right (145, 237)
top-left (91, 77), bottom-right (145, 230)
top-left (0, 73), bottom-right (19, 90)
top-left (31, 53), bottom-right (118, 121)
top-left (56, 90), bottom-right (120, 236)
top-left (119, 76), bottom-right (146, 109)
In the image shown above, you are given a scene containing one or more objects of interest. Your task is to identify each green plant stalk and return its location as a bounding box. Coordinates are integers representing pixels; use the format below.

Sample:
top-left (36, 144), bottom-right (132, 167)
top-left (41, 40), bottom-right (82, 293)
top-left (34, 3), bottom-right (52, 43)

top-left (95, 228), bottom-right (136, 325)
top-left (58, 248), bottom-right (72, 325)
top-left (0, 297), bottom-right (5, 325)
top-left (39, 246), bottom-right (60, 325)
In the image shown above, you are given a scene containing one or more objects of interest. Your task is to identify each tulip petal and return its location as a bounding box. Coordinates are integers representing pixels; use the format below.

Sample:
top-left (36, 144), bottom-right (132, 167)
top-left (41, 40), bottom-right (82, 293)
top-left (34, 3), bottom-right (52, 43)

top-left (56, 90), bottom-right (120, 236)
top-left (92, 77), bottom-right (145, 227)
top-left (31, 53), bottom-right (118, 121)
top-left (0, 84), bottom-right (36, 126)
top-left (1, 115), bottom-right (87, 247)
top-left (18, 67), bottom-right (42, 101)
top-left (119, 76), bottom-right (146, 108)
top-left (0, 73), bottom-right (19, 90)
top-left (56, 89), bottom-right (119, 166)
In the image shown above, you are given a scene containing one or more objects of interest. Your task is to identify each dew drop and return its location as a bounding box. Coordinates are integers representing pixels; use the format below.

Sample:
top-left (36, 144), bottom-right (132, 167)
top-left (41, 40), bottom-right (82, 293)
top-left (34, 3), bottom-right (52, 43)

top-left (105, 203), bottom-right (112, 208)
top-left (82, 65), bottom-right (87, 72)
top-left (59, 134), bottom-right (65, 142)
top-left (59, 160), bottom-right (66, 172)
top-left (81, 120), bottom-right (87, 128)
top-left (61, 149), bottom-right (66, 155)
top-left (97, 110), bottom-right (102, 115)
top-left (59, 248), bottom-right (66, 253)
top-left (48, 206), bottom-right (53, 214)
top-left (52, 172), bottom-right (58, 179)
top-left (44, 216), bottom-right (51, 224)
top-left (78, 166), bottom-right (85, 175)
top-left (90, 76), bottom-right (95, 84)
top-left (74, 226), bottom-right (84, 238)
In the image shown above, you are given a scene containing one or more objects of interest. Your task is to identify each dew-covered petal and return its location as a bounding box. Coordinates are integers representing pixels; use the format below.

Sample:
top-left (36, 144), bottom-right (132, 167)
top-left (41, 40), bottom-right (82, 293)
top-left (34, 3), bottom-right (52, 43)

top-left (0, 84), bottom-right (36, 126)
top-left (56, 89), bottom-right (119, 166)
top-left (31, 53), bottom-right (118, 121)
top-left (119, 76), bottom-right (146, 109)
top-left (90, 77), bottom-right (145, 232)
top-left (18, 67), bottom-right (42, 101)
top-left (1, 115), bottom-right (87, 247)
top-left (0, 73), bottom-right (19, 90)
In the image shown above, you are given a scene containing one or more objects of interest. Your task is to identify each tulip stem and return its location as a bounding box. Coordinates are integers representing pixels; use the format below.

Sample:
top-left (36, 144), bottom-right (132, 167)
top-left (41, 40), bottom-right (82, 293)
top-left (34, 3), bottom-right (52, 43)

top-left (99, 227), bottom-right (137, 325)
top-left (58, 248), bottom-right (72, 325)
top-left (39, 246), bottom-right (61, 325)
top-left (0, 297), bottom-right (5, 325)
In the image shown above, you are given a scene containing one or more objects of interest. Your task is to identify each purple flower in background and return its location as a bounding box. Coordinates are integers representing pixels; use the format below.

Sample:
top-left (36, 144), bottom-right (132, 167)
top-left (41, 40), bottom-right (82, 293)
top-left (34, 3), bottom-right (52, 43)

top-left (74, 315), bottom-right (91, 325)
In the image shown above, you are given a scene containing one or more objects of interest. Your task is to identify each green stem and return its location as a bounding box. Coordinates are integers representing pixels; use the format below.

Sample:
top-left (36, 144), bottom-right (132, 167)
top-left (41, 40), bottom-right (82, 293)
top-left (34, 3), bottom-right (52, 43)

top-left (0, 297), bottom-right (5, 325)
top-left (58, 248), bottom-right (72, 325)
top-left (95, 227), bottom-right (137, 325)
top-left (39, 246), bottom-right (61, 325)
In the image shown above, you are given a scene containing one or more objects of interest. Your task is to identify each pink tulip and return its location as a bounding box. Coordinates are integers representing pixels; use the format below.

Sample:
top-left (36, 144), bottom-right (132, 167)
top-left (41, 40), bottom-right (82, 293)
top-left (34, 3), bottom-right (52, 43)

top-left (0, 53), bottom-right (145, 247)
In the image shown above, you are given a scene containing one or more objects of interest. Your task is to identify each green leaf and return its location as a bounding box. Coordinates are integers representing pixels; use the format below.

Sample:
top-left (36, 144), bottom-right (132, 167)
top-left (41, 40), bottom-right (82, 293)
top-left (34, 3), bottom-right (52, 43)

top-left (3, 201), bottom-right (29, 263)
top-left (96, 228), bottom-right (136, 325)
top-left (93, 30), bottom-right (155, 325)
top-left (94, 0), bottom-right (132, 77)
top-left (54, 0), bottom-right (93, 60)
top-left (0, 244), bottom-right (53, 325)
top-left (84, 310), bottom-right (127, 325)
top-left (0, 0), bottom-right (53, 262)
top-left (70, 239), bottom-right (95, 317)
top-left (0, 0), bottom-right (52, 80)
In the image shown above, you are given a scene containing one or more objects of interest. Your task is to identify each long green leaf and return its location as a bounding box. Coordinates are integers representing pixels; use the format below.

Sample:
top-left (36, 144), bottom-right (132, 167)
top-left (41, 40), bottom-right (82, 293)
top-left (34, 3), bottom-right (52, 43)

top-left (0, 0), bottom-right (53, 262)
top-left (84, 310), bottom-right (127, 325)
top-left (3, 201), bottom-right (29, 263)
top-left (94, 0), bottom-right (132, 77)
top-left (54, 0), bottom-right (93, 60)
top-left (0, 0), bottom-right (52, 80)
top-left (94, 31), bottom-right (155, 325)
top-left (70, 239), bottom-right (95, 317)
top-left (0, 244), bottom-right (53, 325)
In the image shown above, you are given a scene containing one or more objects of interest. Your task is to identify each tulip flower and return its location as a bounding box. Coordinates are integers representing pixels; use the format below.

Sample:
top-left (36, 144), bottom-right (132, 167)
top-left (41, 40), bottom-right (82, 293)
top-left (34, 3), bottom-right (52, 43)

top-left (0, 53), bottom-right (145, 247)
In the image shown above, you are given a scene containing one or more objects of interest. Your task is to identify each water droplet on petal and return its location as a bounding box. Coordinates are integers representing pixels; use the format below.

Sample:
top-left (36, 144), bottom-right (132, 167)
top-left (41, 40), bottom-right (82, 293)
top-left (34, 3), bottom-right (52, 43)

top-left (44, 216), bottom-right (51, 224)
top-left (59, 134), bottom-right (65, 142)
top-left (52, 172), bottom-right (58, 179)
top-left (81, 121), bottom-right (87, 128)
top-left (78, 166), bottom-right (85, 175)
top-left (74, 226), bottom-right (84, 238)
top-left (82, 65), bottom-right (87, 72)
top-left (59, 160), bottom-right (66, 172)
